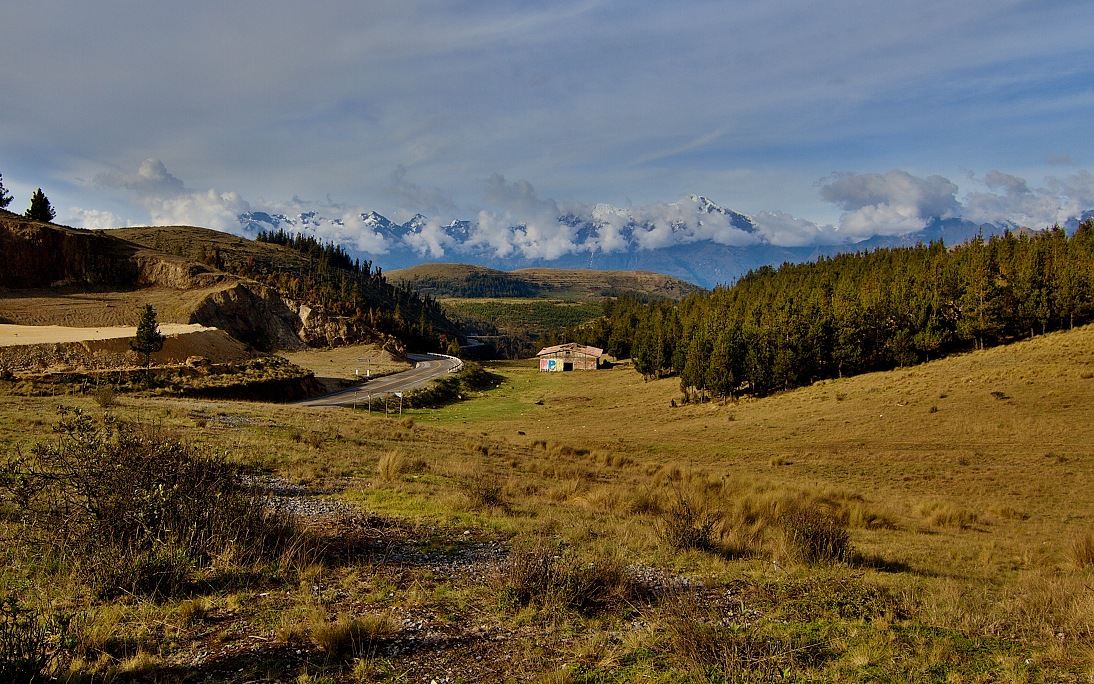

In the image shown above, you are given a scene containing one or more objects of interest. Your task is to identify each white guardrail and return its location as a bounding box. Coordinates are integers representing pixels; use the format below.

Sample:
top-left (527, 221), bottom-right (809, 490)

top-left (434, 353), bottom-right (463, 374)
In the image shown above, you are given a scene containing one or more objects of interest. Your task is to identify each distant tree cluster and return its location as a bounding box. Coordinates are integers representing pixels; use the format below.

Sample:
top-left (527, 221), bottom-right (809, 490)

top-left (566, 221), bottom-right (1094, 400)
top-left (251, 228), bottom-right (456, 351)
top-left (406, 272), bottom-right (541, 299)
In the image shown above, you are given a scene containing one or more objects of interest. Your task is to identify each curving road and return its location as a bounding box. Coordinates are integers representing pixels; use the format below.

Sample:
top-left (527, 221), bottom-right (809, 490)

top-left (296, 353), bottom-right (461, 408)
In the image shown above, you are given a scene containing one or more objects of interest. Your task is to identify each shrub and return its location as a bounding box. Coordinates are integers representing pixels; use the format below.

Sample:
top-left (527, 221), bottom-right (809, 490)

top-left (464, 475), bottom-right (507, 510)
top-left (0, 408), bottom-right (300, 597)
top-left (92, 385), bottom-right (117, 408)
top-left (658, 491), bottom-right (717, 552)
top-left (0, 594), bottom-right (70, 684)
top-left (778, 504), bottom-right (852, 565)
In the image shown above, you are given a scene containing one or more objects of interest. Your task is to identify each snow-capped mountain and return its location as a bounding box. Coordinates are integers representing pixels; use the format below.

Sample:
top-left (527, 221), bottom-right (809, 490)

top-left (236, 197), bottom-right (1048, 289)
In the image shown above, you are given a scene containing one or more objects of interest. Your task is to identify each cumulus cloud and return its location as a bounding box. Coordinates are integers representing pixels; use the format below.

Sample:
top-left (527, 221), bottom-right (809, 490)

top-left (819, 170), bottom-right (961, 240)
top-left (752, 211), bottom-right (834, 247)
top-left (963, 170), bottom-right (1091, 228)
top-left (402, 215), bottom-right (455, 259)
top-left (66, 207), bottom-right (128, 230)
top-left (147, 189), bottom-right (250, 232)
top-left (469, 175), bottom-right (584, 260)
top-left (94, 158), bottom-right (187, 199)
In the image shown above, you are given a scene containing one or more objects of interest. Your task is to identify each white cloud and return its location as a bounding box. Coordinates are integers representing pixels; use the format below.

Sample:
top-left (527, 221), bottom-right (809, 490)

top-left (752, 211), bottom-right (834, 247)
top-left (146, 189), bottom-right (250, 233)
top-left (402, 216), bottom-right (454, 259)
top-left (820, 170), bottom-right (961, 240)
top-left (962, 170), bottom-right (1088, 228)
top-left (67, 207), bottom-right (127, 230)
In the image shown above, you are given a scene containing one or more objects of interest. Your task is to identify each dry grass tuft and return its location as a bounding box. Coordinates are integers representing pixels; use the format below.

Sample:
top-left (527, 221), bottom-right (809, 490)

top-left (658, 490), bottom-right (718, 552)
top-left (776, 503), bottom-right (853, 565)
top-left (1068, 532), bottom-right (1094, 570)
top-left (377, 450), bottom-right (406, 482)
top-left (311, 614), bottom-right (396, 662)
top-left (917, 501), bottom-right (980, 529)
top-left (499, 538), bottom-right (643, 614)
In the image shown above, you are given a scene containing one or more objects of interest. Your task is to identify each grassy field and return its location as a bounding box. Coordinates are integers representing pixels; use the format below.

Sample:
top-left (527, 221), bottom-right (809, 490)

top-left (2, 325), bottom-right (1093, 681)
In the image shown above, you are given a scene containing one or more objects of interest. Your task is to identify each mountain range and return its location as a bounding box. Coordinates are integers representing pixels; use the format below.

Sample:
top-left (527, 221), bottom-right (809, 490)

top-left (238, 198), bottom-right (1094, 290)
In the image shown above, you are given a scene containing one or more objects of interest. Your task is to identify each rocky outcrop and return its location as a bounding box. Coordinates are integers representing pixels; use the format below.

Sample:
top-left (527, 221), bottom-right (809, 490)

top-left (292, 303), bottom-right (405, 354)
top-left (0, 328), bottom-right (253, 374)
top-left (189, 282), bottom-right (306, 351)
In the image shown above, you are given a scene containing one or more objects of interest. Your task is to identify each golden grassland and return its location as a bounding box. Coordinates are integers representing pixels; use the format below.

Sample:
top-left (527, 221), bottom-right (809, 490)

top-left (2, 325), bottom-right (1094, 681)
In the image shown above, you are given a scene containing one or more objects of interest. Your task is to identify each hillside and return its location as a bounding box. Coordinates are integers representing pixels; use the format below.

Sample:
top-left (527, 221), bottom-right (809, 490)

top-left (389, 263), bottom-right (704, 301)
top-left (0, 211), bottom-right (457, 356)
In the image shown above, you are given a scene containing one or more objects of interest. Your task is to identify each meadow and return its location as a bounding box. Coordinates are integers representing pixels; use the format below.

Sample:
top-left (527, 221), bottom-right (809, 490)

top-left (2, 324), bottom-right (1093, 682)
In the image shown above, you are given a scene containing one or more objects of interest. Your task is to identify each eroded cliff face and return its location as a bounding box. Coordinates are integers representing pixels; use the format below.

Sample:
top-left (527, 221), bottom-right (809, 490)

top-left (0, 212), bottom-right (138, 287)
top-left (189, 282), bottom-right (306, 351)
top-left (293, 303), bottom-right (406, 354)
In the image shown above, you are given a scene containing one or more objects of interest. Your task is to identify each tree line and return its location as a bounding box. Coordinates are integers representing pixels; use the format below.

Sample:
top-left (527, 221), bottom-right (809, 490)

top-left (563, 221), bottom-right (1094, 400)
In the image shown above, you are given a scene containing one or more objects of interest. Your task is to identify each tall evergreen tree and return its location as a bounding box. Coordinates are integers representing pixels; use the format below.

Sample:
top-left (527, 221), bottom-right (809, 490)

top-left (0, 173), bottom-right (12, 209)
top-left (25, 188), bottom-right (56, 222)
top-left (131, 305), bottom-right (166, 369)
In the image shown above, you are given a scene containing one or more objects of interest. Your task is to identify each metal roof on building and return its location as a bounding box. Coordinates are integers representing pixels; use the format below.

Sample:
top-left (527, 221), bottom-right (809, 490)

top-left (536, 343), bottom-right (604, 357)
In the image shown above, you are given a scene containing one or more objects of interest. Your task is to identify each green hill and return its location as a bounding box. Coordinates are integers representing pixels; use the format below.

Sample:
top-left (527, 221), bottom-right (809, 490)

top-left (389, 263), bottom-right (704, 301)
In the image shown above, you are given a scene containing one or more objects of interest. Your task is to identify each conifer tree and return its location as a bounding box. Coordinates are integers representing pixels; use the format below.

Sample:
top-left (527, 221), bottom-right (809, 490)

top-left (131, 304), bottom-right (166, 369)
top-left (25, 188), bottom-right (56, 222)
top-left (0, 173), bottom-right (12, 209)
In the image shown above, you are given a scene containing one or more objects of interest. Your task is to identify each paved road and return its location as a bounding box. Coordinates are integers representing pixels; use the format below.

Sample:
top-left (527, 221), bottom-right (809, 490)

top-left (296, 353), bottom-right (461, 408)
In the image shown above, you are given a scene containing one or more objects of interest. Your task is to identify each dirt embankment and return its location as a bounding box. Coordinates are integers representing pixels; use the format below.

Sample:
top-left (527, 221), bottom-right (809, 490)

top-left (0, 324), bottom-right (253, 374)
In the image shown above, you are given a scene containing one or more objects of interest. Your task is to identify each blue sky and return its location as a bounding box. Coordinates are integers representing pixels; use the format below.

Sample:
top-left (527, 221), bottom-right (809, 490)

top-left (1, 1), bottom-right (1092, 252)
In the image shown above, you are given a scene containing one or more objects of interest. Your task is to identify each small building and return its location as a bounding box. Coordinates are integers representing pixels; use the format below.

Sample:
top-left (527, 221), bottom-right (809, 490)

top-left (536, 343), bottom-right (604, 371)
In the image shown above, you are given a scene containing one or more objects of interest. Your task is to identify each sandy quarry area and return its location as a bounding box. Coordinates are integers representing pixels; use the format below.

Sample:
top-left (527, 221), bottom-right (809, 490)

top-left (0, 323), bottom-right (213, 347)
top-left (0, 324), bottom-right (253, 374)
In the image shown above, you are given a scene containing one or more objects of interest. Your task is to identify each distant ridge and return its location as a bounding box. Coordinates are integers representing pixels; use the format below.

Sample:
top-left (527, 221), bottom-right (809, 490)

top-left (389, 263), bottom-right (704, 301)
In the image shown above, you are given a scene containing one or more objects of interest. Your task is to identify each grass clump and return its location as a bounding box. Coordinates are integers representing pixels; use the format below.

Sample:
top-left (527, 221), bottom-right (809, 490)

top-left (499, 538), bottom-right (642, 615)
top-left (0, 408), bottom-right (300, 597)
top-left (377, 450), bottom-right (406, 482)
top-left (1068, 532), bottom-right (1094, 569)
top-left (658, 490), bottom-right (717, 552)
top-left (662, 590), bottom-right (832, 680)
top-left (464, 473), bottom-right (508, 511)
top-left (311, 614), bottom-right (395, 662)
top-left (778, 503), bottom-right (853, 565)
